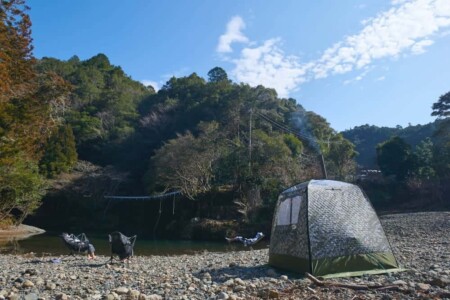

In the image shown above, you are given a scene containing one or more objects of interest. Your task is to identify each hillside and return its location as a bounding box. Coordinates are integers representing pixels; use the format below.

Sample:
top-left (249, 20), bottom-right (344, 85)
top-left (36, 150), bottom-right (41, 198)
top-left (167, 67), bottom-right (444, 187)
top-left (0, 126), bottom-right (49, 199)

top-left (342, 121), bottom-right (440, 168)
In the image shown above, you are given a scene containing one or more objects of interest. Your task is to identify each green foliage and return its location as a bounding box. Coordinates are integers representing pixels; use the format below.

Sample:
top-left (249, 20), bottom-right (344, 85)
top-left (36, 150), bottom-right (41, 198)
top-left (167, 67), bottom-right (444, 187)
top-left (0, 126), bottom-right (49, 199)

top-left (39, 124), bottom-right (78, 178)
top-left (283, 134), bottom-right (303, 157)
top-left (432, 139), bottom-right (450, 178)
top-left (142, 72), bottom-right (356, 209)
top-left (207, 67), bottom-right (229, 83)
top-left (326, 134), bottom-right (357, 180)
top-left (0, 154), bottom-right (47, 224)
top-left (36, 54), bottom-right (152, 163)
top-left (148, 121), bottom-right (225, 199)
top-left (431, 91), bottom-right (450, 179)
top-left (376, 136), bottom-right (414, 181)
top-left (431, 91), bottom-right (450, 118)
top-left (413, 138), bottom-right (436, 179)
top-left (1, 1), bottom-right (70, 224)
top-left (343, 122), bottom-right (440, 168)
top-left (67, 111), bottom-right (103, 143)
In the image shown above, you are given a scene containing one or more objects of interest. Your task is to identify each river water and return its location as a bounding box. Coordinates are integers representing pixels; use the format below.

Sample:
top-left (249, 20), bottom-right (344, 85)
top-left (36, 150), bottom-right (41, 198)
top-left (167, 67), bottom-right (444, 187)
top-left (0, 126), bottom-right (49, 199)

top-left (0, 233), bottom-right (269, 256)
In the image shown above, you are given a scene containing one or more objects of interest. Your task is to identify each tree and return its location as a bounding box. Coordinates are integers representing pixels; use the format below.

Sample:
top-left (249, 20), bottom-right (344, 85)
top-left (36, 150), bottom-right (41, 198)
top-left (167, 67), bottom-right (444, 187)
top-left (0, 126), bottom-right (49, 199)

top-left (207, 67), bottom-right (229, 83)
top-left (283, 134), bottom-right (303, 157)
top-left (148, 121), bottom-right (224, 199)
top-left (413, 138), bottom-right (435, 179)
top-left (431, 91), bottom-right (450, 178)
top-left (0, 155), bottom-right (46, 225)
top-left (327, 134), bottom-right (357, 180)
top-left (39, 124), bottom-right (78, 178)
top-left (37, 54), bottom-right (152, 164)
top-left (376, 136), bottom-right (413, 181)
top-left (0, 0), bottom-right (34, 102)
top-left (0, 1), bottom-right (72, 224)
top-left (431, 91), bottom-right (450, 118)
top-left (290, 110), bottom-right (335, 154)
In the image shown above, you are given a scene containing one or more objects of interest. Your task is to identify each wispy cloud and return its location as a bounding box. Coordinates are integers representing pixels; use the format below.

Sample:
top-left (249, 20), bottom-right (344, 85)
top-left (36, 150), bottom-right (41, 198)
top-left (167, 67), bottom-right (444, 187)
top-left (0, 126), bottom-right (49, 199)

top-left (410, 39), bottom-right (434, 54)
top-left (216, 16), bottom-right (249, 53)
top-left (162, 67), bottom-right (190, 81)
top-left (141, 80), bottom-right (160, 91)
top-left (343, 69), bottom-right (371, 85)
top-left (311, 0), bottom-right (450, 79)
top-left (217, 0), bottom-right (450, 97)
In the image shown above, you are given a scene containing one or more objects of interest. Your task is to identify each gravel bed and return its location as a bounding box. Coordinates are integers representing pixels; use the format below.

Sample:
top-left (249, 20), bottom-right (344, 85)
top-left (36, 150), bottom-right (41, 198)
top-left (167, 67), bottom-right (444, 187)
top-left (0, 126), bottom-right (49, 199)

top-left (0, 212), bottom-right (449, 299)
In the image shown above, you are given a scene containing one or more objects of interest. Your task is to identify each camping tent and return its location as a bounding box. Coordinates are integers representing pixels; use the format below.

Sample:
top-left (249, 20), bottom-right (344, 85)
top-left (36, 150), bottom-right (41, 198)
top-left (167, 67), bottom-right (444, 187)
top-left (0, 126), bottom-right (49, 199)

top-left (269, 179), bottom-right (400, 278)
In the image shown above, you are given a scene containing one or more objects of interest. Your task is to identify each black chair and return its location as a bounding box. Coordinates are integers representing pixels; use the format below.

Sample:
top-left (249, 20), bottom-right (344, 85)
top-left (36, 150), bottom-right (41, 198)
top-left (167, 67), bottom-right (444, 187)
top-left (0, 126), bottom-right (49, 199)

top-left (60, 233), bottom-right (95, 256)
top-left (108, 231), bottom-right (137, 261)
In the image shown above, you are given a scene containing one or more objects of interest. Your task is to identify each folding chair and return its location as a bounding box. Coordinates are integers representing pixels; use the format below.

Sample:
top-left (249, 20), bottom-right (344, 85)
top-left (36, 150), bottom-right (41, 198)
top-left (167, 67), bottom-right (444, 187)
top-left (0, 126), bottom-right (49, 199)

top-left (108, 231), bottom-right (137, 261)
top-left (60, 233), bottom-right (94, 256)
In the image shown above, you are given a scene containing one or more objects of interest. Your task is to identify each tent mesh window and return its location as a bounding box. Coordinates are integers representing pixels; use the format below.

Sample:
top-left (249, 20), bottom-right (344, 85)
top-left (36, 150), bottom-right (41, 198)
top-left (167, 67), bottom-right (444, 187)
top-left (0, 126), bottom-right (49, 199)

top-left (270, 184), bottom-right (309, 260)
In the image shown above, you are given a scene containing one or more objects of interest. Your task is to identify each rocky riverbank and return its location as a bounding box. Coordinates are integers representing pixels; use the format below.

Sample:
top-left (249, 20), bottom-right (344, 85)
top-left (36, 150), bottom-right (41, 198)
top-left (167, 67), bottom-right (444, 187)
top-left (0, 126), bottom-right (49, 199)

top-left (0, 212), bottom-right (449, 299)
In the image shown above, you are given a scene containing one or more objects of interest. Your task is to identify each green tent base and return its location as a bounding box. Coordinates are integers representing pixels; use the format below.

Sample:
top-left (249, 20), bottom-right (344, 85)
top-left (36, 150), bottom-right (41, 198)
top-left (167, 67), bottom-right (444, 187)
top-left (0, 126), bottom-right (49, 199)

top-left (321, 268), bottom-right (406, 279)
top-left (269, 252), bottom-right (404, 278)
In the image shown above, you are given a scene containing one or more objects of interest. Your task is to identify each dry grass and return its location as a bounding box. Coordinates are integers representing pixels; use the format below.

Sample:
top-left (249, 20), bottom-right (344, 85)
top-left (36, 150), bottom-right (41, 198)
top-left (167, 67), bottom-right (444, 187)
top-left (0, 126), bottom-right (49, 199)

top-left (0, 217), bottom-right (14, 230)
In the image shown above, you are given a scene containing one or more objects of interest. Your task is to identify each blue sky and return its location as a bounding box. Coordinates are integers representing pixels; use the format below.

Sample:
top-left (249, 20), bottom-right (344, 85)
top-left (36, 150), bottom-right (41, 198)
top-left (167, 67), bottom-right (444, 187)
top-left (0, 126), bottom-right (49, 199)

top-left (28, 0), bottom-right (450, 131)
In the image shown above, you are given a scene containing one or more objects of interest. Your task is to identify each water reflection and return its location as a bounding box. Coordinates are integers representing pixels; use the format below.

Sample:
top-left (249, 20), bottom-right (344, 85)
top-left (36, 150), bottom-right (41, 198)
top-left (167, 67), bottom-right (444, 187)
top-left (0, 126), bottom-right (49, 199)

top-left (0, 233), bottom-right (269, 256)
top-left (0, 237), bottom-right (21, 254)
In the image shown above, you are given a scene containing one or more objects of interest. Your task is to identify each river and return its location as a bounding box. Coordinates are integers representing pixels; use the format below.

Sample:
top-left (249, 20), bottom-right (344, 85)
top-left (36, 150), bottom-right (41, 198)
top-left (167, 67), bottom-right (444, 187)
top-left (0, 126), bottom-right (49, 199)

top-left (0, 233), bottom-right (269, 256)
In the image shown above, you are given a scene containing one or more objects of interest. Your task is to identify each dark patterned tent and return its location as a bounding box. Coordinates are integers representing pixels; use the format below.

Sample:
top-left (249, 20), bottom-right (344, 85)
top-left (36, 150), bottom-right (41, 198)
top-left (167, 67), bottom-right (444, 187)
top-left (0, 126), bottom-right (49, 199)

top-left (269, 180), bottom-right (400, 278)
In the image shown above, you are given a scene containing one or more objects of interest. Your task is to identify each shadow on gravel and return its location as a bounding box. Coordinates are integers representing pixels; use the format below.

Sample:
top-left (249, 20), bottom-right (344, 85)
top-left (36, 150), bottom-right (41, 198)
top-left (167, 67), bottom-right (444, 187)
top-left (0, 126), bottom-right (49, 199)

top-left (194, 264), bottom-right (304, 283)
top-left (22, 257), bottom-right (108, 267)
top-left (70, 262), bottom-right (108, 268)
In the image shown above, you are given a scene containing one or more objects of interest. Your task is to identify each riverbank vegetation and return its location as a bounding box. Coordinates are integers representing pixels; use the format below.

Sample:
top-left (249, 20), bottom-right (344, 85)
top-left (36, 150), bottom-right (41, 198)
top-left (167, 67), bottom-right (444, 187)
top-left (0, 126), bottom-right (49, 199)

top-left (1, 0), bottom-right (448, 238)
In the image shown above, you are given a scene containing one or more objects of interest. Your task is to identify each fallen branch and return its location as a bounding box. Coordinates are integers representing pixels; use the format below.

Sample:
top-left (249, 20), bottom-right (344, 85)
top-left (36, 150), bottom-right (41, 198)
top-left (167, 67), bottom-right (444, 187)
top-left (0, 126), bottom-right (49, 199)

top-left (305, 273), bottom-right (400, 291)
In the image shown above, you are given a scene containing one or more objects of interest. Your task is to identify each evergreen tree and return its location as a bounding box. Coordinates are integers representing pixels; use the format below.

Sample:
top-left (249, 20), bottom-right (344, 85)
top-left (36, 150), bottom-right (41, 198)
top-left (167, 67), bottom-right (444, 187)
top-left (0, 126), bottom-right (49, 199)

top-left (0, 0), bottom-right (34, 102)
top-left (376, 136), bottom-right (413, 181)
top-left (207, 67), bottom-right (229, 83)
top-left (39, 124), bottom-right (78, 178)
top-left (431, 91), bottom-right (450, 178)
top-left (0, 0), bottom-right (70, 224)
top-left (431, 91), bottom-right (450, 118)
top-left (37, 54), bottom-right (151, 164)
top-left (413, 138), bottom-right (435, 179)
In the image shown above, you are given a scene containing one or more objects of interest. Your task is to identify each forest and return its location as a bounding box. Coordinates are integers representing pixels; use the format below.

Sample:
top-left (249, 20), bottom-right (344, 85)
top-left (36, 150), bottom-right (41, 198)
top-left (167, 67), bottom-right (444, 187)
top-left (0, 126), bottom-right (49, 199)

top-left (1, 1), bottom-right (449, 238)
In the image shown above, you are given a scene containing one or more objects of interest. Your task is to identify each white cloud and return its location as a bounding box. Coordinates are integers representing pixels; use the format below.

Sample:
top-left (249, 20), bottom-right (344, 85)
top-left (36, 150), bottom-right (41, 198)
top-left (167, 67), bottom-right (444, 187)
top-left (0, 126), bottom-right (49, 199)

top-left (376, 76), bottom-right (386, 81)
top-left (411, 39), bottom-right (434, 54)
top-left (141, 80), bottom-right (160, 91)
top-left (217, 0), bottom-right (450, 97)
top-left (391, 0), bottom-right (408, 5)
top-left (343, 69), bottom-right (371, 85)
top-left (216, 16), bottom-right (249, 53)
top-left (311, 0), bottom-right (450, 79)
top-left (162, 67), bottom-right (190, 80)
top-left (231, 39), bottom-right (307, 97)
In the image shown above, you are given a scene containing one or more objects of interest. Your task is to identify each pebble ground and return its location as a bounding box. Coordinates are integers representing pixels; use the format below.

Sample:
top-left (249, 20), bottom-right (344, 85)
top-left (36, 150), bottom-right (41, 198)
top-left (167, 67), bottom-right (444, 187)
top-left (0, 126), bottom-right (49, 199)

top-left (0, 211), bottom-right (449, 299)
